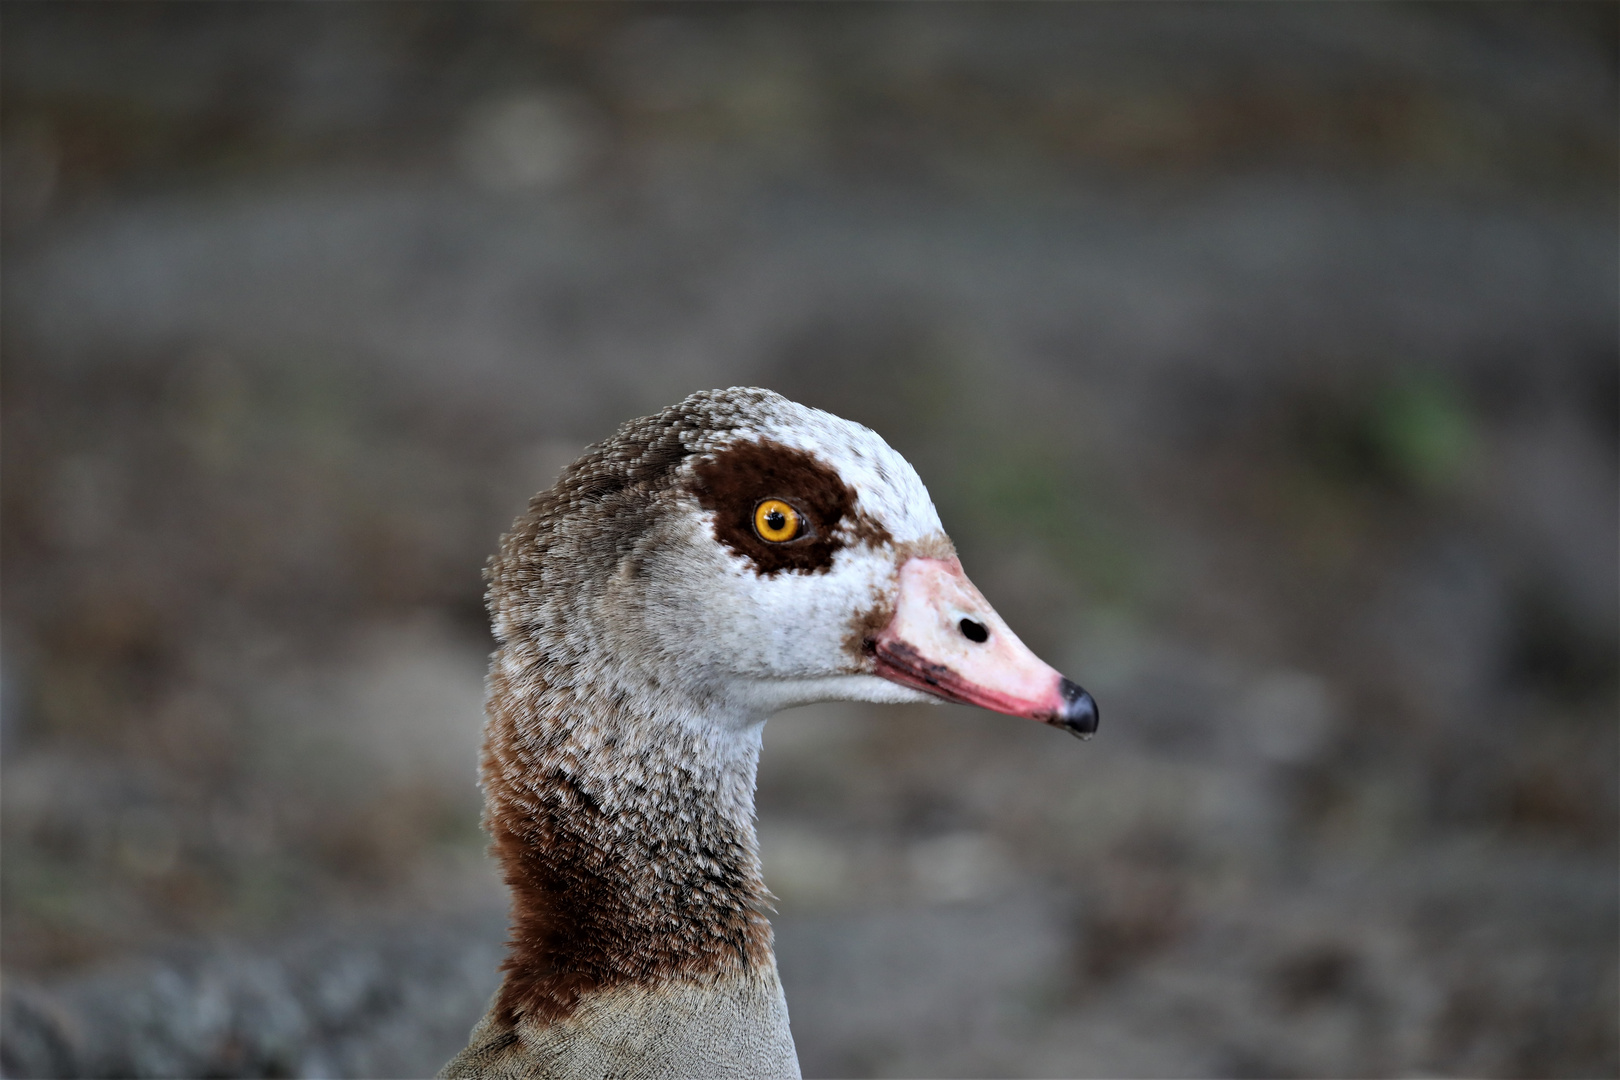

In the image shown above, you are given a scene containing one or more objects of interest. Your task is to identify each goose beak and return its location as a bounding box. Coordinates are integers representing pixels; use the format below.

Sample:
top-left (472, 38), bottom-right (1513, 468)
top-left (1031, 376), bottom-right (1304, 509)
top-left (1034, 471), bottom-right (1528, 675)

top-left (871, 556), bottom-right (1099, 739)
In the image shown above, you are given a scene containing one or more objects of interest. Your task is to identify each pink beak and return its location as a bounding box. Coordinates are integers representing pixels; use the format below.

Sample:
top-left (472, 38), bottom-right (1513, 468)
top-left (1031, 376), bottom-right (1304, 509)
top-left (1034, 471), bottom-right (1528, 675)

top-left (872, 557), bottom-right (1098, 738)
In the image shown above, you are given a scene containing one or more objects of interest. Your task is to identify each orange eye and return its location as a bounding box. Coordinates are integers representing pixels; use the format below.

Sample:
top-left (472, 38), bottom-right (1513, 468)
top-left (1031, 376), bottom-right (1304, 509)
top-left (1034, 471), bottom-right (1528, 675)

top-left (753, 499), bottom-right (803, 543)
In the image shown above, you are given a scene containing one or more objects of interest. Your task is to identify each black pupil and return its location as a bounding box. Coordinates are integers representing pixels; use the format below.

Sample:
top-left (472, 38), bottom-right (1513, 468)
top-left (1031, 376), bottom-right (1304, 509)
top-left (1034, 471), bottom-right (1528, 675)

top-left (959, 618), bottom-right (989, 643)
top-left (765, 509), bottom-right (787, 532)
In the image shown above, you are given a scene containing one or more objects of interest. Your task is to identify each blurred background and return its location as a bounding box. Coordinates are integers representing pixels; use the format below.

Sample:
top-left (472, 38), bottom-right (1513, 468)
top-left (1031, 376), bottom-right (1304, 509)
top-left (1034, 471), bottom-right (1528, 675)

top-left (2, 4), bottom-right (1615, 1077)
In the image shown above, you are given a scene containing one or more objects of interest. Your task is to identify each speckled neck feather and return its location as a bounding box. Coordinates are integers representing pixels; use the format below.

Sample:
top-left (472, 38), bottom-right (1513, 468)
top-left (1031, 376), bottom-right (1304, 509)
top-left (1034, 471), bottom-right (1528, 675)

top-left (483, 667), bottom-right (774, 1027)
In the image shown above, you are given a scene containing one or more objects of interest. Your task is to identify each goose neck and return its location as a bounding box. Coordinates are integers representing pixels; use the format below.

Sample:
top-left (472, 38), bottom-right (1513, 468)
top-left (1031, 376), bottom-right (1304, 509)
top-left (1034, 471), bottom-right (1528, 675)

top-left (483, 656), bottom-right (775, 1026)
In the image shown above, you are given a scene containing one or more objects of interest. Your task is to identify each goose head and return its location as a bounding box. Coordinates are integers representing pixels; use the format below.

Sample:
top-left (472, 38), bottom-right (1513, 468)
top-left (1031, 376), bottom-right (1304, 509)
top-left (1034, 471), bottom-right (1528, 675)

top-left (490, 385), bottom-right (1096, 744)
top-left (470, 386), bottom-right (1097, 1052)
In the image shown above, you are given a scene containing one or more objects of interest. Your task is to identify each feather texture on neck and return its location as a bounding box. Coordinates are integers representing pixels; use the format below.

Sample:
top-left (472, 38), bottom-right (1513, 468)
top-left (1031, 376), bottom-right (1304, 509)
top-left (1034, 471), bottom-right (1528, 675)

top-left (483, 650), bottom-right (775, 1028)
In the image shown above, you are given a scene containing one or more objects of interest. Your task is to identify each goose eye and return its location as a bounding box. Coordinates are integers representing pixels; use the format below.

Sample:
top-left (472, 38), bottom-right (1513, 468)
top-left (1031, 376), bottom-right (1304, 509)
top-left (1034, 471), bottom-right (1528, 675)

top-left (753, 499), bottom-right (803, 543)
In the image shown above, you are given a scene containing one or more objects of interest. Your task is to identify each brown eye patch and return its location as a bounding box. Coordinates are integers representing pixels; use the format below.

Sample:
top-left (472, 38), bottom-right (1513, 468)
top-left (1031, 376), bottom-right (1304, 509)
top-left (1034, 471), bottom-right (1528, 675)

top-left (691, 438), bottom-right (873, 575)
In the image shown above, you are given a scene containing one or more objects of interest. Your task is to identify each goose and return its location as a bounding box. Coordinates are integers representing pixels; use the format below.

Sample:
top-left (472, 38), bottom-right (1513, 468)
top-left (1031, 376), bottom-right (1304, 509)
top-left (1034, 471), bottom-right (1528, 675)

top-left (440, 387), bottom-right (1097, 1079)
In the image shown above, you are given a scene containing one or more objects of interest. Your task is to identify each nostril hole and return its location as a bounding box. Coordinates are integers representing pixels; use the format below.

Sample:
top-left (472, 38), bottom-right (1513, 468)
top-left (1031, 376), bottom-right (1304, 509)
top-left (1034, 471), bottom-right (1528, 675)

top-left (958, 618), bottom-right (989, 643)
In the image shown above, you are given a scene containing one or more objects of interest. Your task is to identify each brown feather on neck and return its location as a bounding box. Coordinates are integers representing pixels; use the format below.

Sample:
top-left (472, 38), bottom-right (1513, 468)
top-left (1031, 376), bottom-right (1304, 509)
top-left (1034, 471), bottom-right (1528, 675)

top-left (482, 662), bottom-right (774, 1029)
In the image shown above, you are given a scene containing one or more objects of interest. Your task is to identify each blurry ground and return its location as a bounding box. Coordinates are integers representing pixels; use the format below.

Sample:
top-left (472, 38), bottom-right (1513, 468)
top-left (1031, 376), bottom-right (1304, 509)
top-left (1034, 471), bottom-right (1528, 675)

top-left (2, 5), bottom-right (1616, 1078)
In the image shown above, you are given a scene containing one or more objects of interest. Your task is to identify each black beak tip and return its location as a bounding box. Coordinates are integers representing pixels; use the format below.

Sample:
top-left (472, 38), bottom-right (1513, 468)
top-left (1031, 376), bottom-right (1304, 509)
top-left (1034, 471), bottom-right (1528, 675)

top-left (1058, 677), bottom-right (1099, 739)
